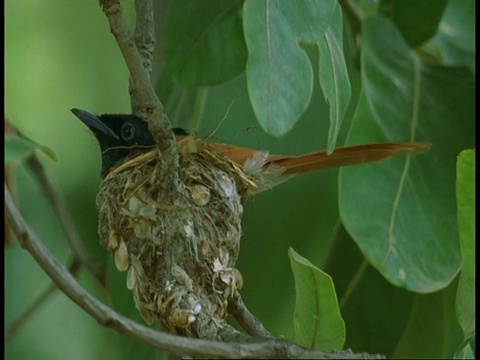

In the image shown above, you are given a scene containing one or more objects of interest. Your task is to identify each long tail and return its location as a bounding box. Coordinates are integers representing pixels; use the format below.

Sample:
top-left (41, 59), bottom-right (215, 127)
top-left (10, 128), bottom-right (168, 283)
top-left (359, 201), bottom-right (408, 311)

top-left (266, 142), bottom-right (431, 175)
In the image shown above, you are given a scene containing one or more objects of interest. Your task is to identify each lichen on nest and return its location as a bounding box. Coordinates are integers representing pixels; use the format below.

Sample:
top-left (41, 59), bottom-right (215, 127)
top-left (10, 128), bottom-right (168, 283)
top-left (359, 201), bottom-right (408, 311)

top-left (96, 136), bottom-right (252, 338)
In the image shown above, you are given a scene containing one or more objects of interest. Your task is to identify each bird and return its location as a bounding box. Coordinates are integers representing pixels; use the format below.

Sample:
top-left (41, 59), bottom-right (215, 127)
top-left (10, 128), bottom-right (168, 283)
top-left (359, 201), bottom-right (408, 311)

top-left (71, 108), bottom-right (430, 337)
top-left (71, 108), bottom-right (430, 189)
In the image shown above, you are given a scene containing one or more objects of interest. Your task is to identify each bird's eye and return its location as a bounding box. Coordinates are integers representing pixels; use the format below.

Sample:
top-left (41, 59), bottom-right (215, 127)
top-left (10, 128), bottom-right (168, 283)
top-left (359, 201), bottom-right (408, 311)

top-left (121, 123), bottom-right (135, 141)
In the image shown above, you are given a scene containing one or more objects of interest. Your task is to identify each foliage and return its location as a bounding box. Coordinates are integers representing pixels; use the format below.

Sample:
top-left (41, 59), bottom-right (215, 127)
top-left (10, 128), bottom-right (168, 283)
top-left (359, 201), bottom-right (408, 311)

top-left (5, 0), bottom-right (474, 359)
top-left (289, 248), bottom-right (345, 350)
top-left (5, 135), bottom-right (57, 165)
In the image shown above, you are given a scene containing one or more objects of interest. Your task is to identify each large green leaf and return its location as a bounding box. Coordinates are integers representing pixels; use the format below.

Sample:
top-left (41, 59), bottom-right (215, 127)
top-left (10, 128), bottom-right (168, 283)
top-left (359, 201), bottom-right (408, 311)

top-left (339, 17), bottom-right (475, 292)
top-left (432, 0), bottom-right (475, 73)
top-left (455, 150), bottom-right (475, 343)
top-left (325, 223), bottom-right (464, 358)
top-left (163, 0), bottom-right (246, 86)
top-left (289, 248), bottom-right (345, 351)
top-left (383, 0), bottom-right (448, 46)
top-left (243, 0), bottom-right (336, 137)
top-left (317, 3), bottom-right (351, 154)
top-left (454, 343), bottom-right (475, 359)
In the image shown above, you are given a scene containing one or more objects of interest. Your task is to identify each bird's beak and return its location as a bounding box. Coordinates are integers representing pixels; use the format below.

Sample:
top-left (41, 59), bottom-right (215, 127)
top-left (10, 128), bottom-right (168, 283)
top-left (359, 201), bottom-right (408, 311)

top-left (71, 108), bottom-right (119, 140)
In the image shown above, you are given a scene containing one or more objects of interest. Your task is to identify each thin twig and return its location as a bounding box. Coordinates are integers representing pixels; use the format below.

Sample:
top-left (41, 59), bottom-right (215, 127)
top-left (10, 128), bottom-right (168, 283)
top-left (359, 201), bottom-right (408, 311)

top-left (5, 184), bottom-right (384, 359)
top-left (26, 155), bottom-right (105, 283)
top-left (206, 98), bottom-right (236, 139)
top-left (228, 290), bottom-right (274, 339)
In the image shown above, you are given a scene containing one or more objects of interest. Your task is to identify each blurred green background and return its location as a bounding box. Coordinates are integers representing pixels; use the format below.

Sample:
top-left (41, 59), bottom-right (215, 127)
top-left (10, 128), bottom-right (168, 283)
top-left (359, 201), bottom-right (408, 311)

top-left (5, 1), bottom-right (353, 358)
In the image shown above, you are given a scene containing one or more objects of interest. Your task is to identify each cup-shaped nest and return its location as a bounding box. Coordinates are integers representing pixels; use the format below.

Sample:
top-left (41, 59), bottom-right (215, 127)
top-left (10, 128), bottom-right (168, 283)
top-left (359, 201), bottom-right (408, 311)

top-left (96, 137), bottom-right (254, 338)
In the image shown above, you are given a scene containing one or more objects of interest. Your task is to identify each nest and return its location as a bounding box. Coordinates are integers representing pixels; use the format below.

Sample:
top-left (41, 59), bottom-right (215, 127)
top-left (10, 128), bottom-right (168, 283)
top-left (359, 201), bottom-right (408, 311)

top-left (96, 136), bottom-right (255, 338)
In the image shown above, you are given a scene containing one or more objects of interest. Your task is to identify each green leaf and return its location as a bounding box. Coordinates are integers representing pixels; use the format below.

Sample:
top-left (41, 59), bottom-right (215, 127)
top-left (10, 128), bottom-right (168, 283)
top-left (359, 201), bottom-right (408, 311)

top-left (5, 135), bottom-right (57, 165)
top-left (318, 3), bottom-right (351, 154)
top-left (455, 149), bottom-right (475, 343)
top-left (289, 248), bottom-right (345, 351)
top-left (385, 0), bottom-right (448, 46)
top-left (339, 17), bottom-right (475, 292)
top-left (431, 0), bottom-right (475, 72)
top-left (5, 136), bottom-right (36, 164)
top-left (163, 0), bottom-right (247, 86)
top-left (243, 0), bottom-right (336, 137)
top-left (454, 343), bottom-right (475, 359)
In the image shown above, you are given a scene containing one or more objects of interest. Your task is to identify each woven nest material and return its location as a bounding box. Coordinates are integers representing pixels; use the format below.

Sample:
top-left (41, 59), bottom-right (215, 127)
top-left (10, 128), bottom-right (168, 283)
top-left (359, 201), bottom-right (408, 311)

top-left (97, 137), bottom-right (255, 338)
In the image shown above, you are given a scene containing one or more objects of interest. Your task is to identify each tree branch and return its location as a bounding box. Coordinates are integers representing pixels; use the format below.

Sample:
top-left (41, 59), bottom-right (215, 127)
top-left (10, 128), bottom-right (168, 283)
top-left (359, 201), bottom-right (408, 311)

top-left (5, 184), bottom-right (384, 359)
top-left (228, 290), bottom-right (274, 339)
top-left (129, 0), bottom-right (155, 114)
top-left (100, 0), bottom-right (178, 167)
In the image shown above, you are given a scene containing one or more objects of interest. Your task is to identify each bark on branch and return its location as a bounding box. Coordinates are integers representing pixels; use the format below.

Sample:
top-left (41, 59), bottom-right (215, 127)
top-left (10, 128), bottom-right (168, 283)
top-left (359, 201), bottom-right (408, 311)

top-left (100, 0), bottom-right (178, 167)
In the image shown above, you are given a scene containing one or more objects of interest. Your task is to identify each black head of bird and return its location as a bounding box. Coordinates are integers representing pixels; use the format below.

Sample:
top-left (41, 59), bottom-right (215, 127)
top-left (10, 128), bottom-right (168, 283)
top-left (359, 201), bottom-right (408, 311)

top-left (71, 108), bottom-right (155, 176)
top-left (71, 108), bottom-right (188, 176)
